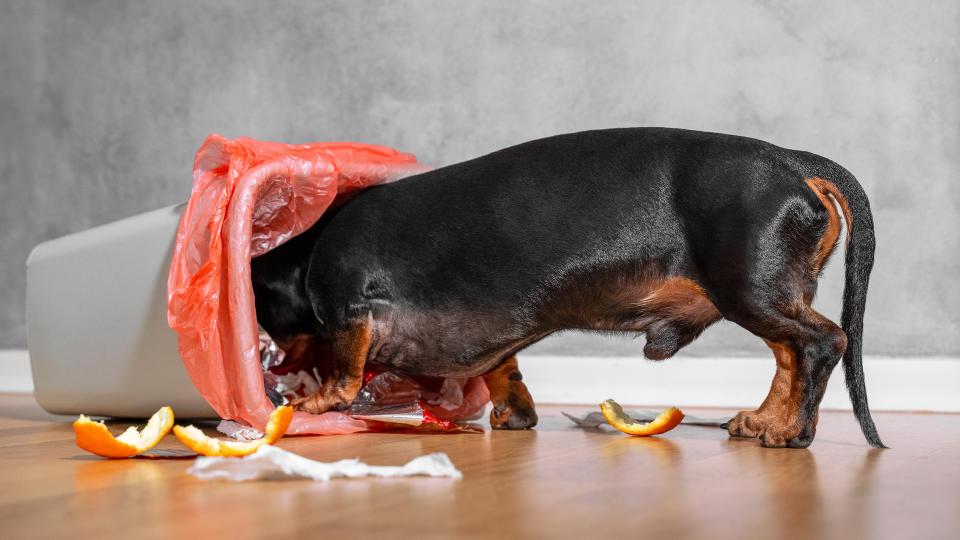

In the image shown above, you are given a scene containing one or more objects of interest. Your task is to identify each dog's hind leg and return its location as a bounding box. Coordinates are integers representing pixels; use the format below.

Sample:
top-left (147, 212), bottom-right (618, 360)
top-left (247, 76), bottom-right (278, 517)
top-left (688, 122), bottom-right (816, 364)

top-left (290, 312), bottom-right (373, 414)
top-left (697, 181), bottom-right (850, 448)
top-left (482, 355), bottom-right (538, 429)
top-left (727, 339), bottom-right (800, 440)
top-left (725, 304), bottom-right (846, 448)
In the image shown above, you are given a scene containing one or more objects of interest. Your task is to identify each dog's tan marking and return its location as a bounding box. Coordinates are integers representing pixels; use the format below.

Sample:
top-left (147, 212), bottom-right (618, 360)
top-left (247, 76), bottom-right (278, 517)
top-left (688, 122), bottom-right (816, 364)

top-left (805, 177), bottom-right (853, 277)
top-left (637, 277), bottom-right (722, 326)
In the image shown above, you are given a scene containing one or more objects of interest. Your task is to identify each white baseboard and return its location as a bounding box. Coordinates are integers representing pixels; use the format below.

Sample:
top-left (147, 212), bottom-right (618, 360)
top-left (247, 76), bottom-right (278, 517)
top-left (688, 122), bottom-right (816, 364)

top-left (3, 349), bottom-right (958, 412)
top-left (517, 355), bottom-right (960, 412)
top-left (0, 350), bottom-right (36, 393)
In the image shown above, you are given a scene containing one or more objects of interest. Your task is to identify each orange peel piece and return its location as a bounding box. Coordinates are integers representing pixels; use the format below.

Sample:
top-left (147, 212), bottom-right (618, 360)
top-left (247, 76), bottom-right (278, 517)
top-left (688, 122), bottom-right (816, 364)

top-left (73, 406), bottom-right (174, 458)
top-left (173, 405), bottom-right (293, 457)
top-left (600, 399), bottom-right (684, 436)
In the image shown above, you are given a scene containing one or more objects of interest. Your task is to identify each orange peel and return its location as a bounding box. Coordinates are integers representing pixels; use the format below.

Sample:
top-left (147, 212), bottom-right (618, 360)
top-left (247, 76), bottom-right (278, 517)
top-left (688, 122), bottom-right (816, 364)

top-left (73, 406), bottom-right (174, 458)
top-left (600, 399), bottom-right (684, 436)
top-left (173, 405), bottom-right (293, 457)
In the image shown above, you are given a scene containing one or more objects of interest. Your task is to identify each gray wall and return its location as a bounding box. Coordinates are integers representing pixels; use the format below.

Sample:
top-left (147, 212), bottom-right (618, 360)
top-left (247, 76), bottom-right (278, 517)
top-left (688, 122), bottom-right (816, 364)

top-left (2, 1), bottom-right (958, 356)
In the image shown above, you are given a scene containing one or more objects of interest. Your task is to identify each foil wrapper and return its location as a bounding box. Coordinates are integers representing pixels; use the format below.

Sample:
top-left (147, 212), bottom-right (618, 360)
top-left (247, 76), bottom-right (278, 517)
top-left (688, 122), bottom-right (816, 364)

top-left (259, 328), bottom-right (286, 370)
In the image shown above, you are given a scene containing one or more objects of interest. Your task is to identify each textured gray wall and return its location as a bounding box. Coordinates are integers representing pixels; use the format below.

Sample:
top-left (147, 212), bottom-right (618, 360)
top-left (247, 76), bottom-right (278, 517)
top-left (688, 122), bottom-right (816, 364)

top-left (2, 1), bottom-right (958, 356)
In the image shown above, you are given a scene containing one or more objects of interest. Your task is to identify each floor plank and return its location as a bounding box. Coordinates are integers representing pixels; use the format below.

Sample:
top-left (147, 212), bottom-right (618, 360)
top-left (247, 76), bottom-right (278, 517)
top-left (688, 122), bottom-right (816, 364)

top-left (0, 392), bottom-right (957, 539)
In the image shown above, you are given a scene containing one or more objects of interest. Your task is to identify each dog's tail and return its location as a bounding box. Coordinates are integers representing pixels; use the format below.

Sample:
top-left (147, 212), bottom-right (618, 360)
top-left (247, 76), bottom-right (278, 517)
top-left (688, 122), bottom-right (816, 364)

top-left (813, 171), bottom-right (885, 448)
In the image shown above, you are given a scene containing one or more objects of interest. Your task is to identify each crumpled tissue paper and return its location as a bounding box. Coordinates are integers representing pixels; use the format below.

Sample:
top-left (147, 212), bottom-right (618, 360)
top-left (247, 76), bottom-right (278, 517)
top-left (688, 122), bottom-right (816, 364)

top-left (187, 444), bottom-right (463, 481)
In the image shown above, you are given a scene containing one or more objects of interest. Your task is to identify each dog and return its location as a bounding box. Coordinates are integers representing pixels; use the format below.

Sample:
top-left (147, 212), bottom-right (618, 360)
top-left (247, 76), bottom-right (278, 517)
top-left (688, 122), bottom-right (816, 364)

top-left (251, 128), bottom-right (883, 449)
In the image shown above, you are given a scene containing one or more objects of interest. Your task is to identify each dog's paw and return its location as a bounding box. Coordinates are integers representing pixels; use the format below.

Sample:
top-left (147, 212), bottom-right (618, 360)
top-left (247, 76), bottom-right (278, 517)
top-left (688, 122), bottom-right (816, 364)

top-left (290, 394), bottom-right (326, 414)
top-left (759, 428), bottom-right (789, 448)
top-left (758, 422), bottom-right (807, 448)
top-left (727, 410), bottom-right (767, 438)
top-left (490, 399), bottom-right (538, 430)
top-left (290, 392), bottom-right (351, 415)
top-left (730, 410), bottom-right (809, 448)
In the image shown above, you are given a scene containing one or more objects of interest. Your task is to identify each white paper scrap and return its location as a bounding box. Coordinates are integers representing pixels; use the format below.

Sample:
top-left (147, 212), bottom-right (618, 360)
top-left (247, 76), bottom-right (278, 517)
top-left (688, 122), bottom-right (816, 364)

top-left (187, 445), bottom-right (463, 482)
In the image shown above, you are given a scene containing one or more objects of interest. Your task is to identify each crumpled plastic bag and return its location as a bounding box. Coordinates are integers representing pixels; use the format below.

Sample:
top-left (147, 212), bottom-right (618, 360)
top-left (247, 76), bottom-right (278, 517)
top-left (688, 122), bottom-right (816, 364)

top-left (167, 134), bottom-right (489, 435)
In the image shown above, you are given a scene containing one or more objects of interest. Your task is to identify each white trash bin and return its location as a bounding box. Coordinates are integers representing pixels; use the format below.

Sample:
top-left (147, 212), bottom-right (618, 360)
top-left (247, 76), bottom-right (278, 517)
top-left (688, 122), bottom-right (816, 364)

top-left (26, 204), bottom-right (216, 418)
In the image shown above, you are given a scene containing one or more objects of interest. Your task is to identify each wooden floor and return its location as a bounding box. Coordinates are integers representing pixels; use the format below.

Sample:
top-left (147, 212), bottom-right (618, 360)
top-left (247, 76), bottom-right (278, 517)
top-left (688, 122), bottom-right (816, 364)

top-left (1, 393), bottom-right (957, 539)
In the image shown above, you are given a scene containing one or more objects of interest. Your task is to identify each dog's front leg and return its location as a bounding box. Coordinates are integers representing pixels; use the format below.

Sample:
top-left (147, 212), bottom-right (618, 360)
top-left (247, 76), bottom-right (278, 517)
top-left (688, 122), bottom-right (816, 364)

top-left (291, 313), bottom-right (372, 414)
top-left (482, 355), bottom-right (538, 429)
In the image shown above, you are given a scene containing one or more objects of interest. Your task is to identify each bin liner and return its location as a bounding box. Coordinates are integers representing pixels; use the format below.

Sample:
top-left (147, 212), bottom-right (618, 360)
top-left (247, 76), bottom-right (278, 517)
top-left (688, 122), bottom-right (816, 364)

top-left (168, 134), bottom-right (489, 434)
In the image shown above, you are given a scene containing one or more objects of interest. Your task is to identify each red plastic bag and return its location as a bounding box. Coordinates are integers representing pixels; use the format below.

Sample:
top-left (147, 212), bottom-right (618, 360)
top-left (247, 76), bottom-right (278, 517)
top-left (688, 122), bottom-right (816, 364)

top-left (167, 135), bottom-right (489, 434)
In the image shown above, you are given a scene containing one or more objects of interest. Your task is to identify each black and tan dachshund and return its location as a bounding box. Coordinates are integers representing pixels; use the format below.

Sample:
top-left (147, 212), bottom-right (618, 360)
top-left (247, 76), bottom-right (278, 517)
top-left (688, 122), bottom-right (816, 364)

top-left (251, 128), bottom-right (883, 449)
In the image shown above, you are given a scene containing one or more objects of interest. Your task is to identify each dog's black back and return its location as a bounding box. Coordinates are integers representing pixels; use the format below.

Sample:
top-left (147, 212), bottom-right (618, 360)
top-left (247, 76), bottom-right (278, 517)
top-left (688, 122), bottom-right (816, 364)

top-left (257, 128), bottom-right (828, 372)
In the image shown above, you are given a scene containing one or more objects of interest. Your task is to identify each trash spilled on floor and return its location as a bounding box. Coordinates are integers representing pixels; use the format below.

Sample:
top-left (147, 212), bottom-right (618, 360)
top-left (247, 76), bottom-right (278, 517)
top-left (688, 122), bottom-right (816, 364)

top-left (563, 405), bottom-right (731, 431)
